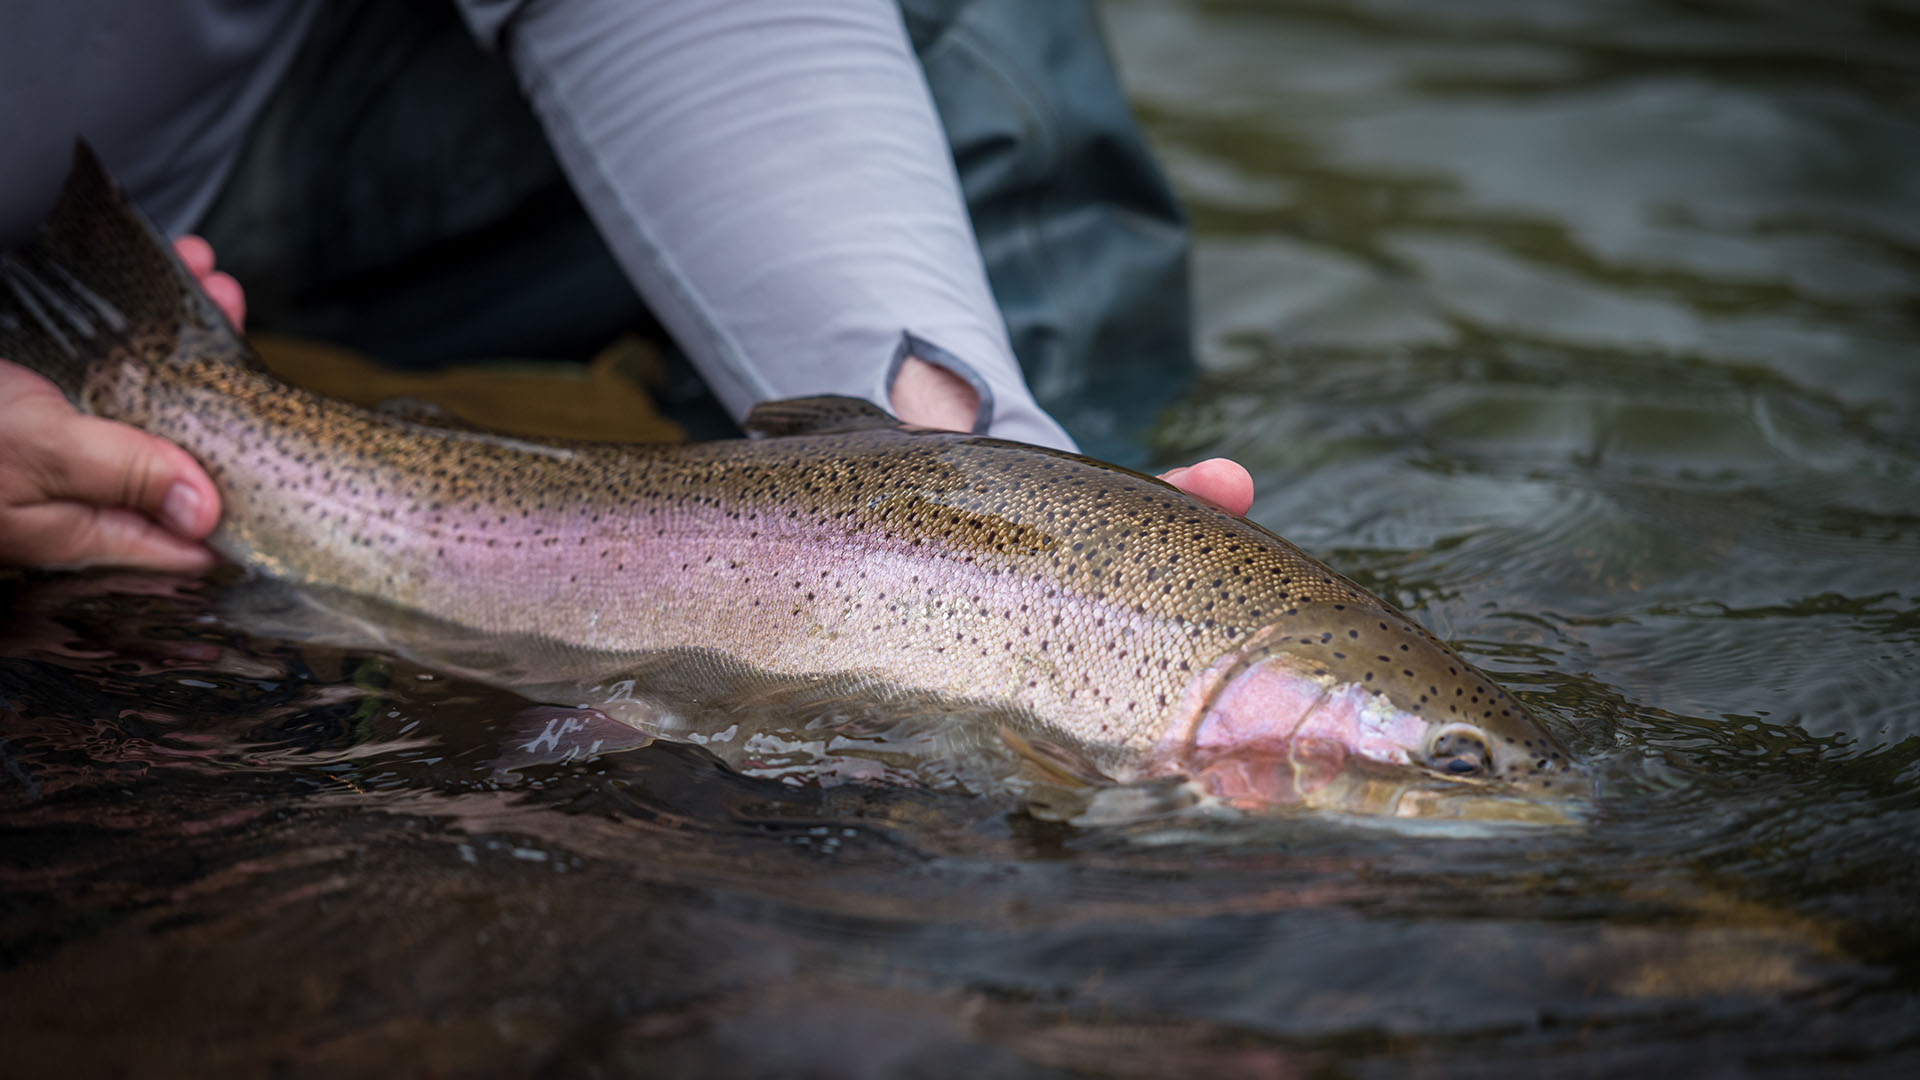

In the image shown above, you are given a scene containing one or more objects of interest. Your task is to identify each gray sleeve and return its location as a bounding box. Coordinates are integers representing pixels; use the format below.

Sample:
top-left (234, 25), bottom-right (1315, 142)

top-left (453, 0), bottom-right (1075, 451)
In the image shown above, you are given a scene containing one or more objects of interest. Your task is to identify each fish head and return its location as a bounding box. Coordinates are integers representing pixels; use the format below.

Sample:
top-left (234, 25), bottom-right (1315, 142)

top-left (1170, 624), bottom-right (1588, 822)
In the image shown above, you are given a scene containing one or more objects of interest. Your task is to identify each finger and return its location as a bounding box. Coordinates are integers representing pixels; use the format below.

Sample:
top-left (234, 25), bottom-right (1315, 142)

top-left (200, 271), bottom-right (247, 331)
top-left (170, 236), bottom-right (247, 330)
top-left (23, 414), bottom-right (220, 539)
top-left (1160, 457), bottom-right (1255, 517)
top-left (0, 503), bottom-right (217, 572)
top-left (173, 235), bottom-right (215, 279)
top-left (0, 359), bottom-right (68, 414)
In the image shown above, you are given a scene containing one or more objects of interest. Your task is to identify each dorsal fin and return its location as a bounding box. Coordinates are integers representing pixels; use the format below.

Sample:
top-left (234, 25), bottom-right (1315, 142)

top-left (744, 395), bottom-right (902, 438)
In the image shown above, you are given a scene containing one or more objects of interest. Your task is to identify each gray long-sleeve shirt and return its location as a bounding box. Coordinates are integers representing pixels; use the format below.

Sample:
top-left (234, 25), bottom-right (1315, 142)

top-left (0, 0), bottom-right (1074, 450)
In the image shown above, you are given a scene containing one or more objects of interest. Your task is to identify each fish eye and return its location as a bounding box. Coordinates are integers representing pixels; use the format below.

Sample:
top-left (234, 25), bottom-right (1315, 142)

top-left (1429, 725), bottom-right (1491, 778)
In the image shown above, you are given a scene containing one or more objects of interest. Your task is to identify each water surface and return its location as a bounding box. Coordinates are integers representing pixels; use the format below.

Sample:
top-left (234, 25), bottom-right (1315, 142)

top-left (4, 0), bottom-right (1918, 1074)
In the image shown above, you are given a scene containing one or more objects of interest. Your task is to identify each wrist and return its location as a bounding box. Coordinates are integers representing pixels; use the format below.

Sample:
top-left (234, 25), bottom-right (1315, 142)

top-left (889, 355), bottom-right (980, 432)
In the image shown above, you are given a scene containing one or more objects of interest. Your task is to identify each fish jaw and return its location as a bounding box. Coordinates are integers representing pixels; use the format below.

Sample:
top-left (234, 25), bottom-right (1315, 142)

top-left (1190, 739), bottom-right (1586, 824)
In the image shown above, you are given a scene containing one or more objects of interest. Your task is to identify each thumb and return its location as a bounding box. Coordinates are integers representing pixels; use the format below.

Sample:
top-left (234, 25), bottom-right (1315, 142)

top-left (31, 414), bottom-right (221, 540)
top-left (0, 502), bottom-right (217, 572)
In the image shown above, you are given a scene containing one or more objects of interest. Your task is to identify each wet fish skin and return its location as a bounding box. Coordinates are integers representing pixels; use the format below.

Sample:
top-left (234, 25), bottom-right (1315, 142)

top-left (0, 144), bottom-right (1583, 810)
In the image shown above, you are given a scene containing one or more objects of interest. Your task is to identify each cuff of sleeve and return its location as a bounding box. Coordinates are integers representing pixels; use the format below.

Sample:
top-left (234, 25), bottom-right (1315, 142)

top-left (882, 331), bottom-right (1078, 453)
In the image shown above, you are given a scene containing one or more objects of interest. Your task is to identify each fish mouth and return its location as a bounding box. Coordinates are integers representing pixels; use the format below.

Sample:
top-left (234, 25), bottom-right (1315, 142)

top-left (1191, 737), bottom-right (1590, 825)
top-left (1378, 782), bottom-right (1589, 827)
top-left (1311, 750), bottom-right (1593, 825)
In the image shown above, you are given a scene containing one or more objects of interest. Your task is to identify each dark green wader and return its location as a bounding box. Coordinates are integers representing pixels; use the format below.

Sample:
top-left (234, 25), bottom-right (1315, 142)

top-left (199, 0), bottom-right (1193, 465)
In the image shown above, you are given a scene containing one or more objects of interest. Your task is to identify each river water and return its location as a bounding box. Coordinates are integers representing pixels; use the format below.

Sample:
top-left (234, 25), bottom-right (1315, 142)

top-left (3, 0), bottom-right (1918, 1075)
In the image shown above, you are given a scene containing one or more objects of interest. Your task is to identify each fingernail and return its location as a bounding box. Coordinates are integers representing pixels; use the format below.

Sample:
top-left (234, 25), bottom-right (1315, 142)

top-left (162, 482), bottom-right (201, 535)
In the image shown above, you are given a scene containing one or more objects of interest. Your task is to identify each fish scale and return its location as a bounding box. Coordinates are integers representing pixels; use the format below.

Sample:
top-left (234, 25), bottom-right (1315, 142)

top-left (1, 144), bottom-right (1582, 812)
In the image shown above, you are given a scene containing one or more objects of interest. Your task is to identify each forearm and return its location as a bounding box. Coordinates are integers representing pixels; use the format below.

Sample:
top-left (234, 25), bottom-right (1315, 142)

top-left (456, 0), bottom-right (1074, 449)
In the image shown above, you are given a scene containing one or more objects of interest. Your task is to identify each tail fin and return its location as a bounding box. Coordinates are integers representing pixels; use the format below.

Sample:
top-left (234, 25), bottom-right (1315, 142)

top-left (0, 141), bottom-right (245, 398)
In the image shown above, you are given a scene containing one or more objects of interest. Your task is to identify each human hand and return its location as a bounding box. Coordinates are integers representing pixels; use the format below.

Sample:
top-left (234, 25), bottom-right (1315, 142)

top-left (0, 236), bottom-right (241, 570)
top-left (1157, 458), bottom-right (1254, 516)
top-left (889, 355), bottom-right (981, 433)
top-left (173, 235), bottom-right (248, 330)
top-left (890, 355), bottom-right (1255, 516)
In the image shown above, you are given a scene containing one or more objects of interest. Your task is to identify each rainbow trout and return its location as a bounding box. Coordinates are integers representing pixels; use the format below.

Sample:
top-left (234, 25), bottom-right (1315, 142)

top-left (1, 146), bottom-right (1584, 821)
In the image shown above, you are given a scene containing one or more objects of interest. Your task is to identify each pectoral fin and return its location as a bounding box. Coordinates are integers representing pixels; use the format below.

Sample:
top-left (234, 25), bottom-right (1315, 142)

top-left (744, 395), bottom-right (902, 438)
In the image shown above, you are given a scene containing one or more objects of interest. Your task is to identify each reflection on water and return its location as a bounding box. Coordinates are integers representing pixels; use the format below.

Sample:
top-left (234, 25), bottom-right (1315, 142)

top-left (4, 0), bottom-right (1919, 1073)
